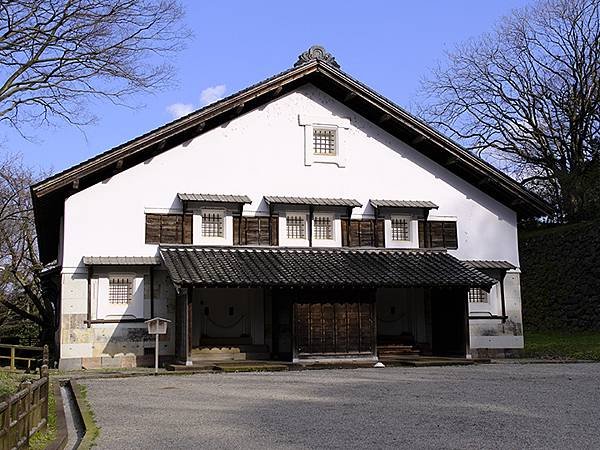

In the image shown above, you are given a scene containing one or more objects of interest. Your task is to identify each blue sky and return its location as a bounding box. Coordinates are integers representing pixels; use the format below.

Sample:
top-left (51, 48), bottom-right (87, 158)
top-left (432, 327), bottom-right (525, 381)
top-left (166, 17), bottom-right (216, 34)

top-left (1, 0), bottom-right (531, 175)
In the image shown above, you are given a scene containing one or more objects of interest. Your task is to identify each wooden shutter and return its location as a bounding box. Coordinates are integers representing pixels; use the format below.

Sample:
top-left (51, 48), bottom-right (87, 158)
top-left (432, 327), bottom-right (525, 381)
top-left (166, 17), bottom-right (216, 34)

top-left (374, 218), bottom-right (385, 247)
top-left (418, 221), bottom-right (458, 249)
top-left (245, 217), bottom-right (260, 245)
top-left (145, 214), bottom-right (161, 244)
top-left (341, 218), bottom-right (349, 247)
top-left (160, 214), bottom-right (182, 244)
top-left (183, 214), bottom-right (193, 244)
top-left (270, 216), bottom-right (279, 246)
top-left (349, 220), bottom-right (361, 246)
top-left (258, 217), bottom-right (270, 245)
top-left (233, 216), bottom-right (241, 245)
top-left (429, 222), bottom-right (444, 248)
top-left (443, 221), bottom-right (458, 249)
top-left (418, 221), bottom-right (427, 248)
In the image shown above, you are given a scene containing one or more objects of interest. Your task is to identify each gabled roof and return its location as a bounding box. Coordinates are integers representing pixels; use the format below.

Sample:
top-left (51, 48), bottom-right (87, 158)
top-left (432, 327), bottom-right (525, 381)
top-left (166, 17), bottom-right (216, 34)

top-left (370, 200), bottom-right (439, 209)
top-left (177, 193), bottom-right (251, 204)
top-left (264, 196), bottom-right (361, 208)
top-left (31, 45), bottom-right (552, 263)
top-left (82, 256), bottom-right (161, 266)
top-left (462, 260), bottom-right (516, 270)
top-left (159, 245), bottom-right (496, 289)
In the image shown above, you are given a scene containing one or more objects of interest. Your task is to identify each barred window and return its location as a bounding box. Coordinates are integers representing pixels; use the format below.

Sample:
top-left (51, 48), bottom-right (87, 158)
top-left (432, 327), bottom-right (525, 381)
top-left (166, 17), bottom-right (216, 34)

top-left (314, 216), bottom-right (333, 240)
top-left (286, 215), bottom-right (306, 239)
top-left (391, 217), bottom-right (409, 241)
top-left (468, 288), bottom-right (488, 303)
top-left (109, 277), bottom-right (133, 304)
top-left (202, 211), bottom-right (224, 237)
top-left (313, 128), bottom-right (336, 155)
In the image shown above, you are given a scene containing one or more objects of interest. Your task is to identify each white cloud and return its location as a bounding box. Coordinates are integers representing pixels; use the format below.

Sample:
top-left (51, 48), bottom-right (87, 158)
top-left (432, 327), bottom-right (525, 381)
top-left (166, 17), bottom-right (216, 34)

top-left (166, 102), bottom-right (194, 119)
top-left (200, 84), bottom-right (227, 106)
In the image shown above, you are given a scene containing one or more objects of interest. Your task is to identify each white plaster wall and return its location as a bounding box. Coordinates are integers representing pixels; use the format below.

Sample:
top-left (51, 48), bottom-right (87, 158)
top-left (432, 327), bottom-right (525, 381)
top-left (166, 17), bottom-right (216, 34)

top-left (61, 84), bottom-right (520, 270)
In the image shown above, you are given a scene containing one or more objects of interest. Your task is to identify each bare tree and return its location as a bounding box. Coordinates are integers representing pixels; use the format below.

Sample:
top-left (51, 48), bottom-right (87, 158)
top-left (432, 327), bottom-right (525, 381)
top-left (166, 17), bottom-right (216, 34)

top-left (418, 0), bottom-right (600, 222)
top-left (0, 156), bottom-right (56, 352)
top-left (0, 0), bottom-right (190, 134)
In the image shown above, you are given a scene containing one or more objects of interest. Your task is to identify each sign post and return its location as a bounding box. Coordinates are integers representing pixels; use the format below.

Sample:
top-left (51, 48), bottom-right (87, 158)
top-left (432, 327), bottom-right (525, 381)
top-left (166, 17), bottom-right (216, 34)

top-left (145, 317), bottom-right (171, 374)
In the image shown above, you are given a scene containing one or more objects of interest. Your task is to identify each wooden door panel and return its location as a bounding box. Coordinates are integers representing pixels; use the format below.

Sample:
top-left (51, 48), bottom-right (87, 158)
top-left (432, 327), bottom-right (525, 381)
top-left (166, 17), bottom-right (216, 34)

top-left (294, 301), bottom-right (374, 356)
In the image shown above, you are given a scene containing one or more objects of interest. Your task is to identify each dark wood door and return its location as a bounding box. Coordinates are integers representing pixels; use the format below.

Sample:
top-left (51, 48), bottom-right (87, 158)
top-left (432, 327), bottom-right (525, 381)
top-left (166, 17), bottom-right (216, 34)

top-left (294, 302), bottom-right (375, 356)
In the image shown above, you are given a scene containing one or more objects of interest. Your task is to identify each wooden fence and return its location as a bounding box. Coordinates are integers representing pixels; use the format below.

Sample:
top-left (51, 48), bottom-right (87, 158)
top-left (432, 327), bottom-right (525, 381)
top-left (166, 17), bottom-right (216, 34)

top-left (0, 345), bottom-right (45, 372)
top-left (0, 346), bottom-right (49, 450)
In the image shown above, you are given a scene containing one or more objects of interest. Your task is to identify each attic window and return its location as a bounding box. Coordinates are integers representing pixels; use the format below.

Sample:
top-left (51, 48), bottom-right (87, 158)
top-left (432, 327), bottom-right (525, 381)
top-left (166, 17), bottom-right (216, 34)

top-left (109, 277), bottom-right (133, 304)
top-left (468, 287), bottom-right (488, 303)
top-left (202, 210), bottom-right (224, 238)
top-left (313, 128), bottom-right (336, 155)
top-left (286, 215), bottom-right (306, 239)
top-left (391, 217), bottom-right (410, 241)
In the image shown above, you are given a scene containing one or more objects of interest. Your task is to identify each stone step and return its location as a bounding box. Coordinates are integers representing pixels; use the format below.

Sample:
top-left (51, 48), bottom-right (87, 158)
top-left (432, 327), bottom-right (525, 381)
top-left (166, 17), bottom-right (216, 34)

top-left (192, 352), bottom-right (246, 362)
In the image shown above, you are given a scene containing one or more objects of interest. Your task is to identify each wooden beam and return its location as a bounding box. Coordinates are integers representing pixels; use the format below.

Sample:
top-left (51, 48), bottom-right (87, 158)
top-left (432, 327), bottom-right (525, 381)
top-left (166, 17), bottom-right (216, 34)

top-left (272, 85), bottom-right (283, 97)
top-left (379, 113), bottom-right (391, 123)
top-left (113, 159), bottom-right (124, 174)
top-left (343, 91), bottom-right (357, 102)
top-left (72, 179), bottom-right (80, 190)
top-left (411, 135), bottom-right (426, 145)
top-left (234, 103), bottom-right (245, 114)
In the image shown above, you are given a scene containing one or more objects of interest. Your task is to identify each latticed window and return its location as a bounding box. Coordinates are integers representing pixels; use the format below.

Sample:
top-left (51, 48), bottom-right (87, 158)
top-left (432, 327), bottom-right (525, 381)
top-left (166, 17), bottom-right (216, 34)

top-left (468, 287), bottom-right (488, 303)
top-left (286, 215), bottom-right (306, 239)
top-left (313, 128), bottom-right (336, 155)
top-left (109, 277), bottom-right (133, 304)
top-left (314, 216), bottom-right (333, 240)
top-left (391, 217), bottom-right (409, 241)
top-left (202, 211), bottom-right (224, 237)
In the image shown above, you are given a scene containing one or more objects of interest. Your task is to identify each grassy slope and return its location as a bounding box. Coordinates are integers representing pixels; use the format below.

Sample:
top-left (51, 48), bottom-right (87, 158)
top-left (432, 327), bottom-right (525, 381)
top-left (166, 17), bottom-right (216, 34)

top-left (523, 332), bottom-right (600, 361)
top-left (29, 382), bottom-right (56, 450)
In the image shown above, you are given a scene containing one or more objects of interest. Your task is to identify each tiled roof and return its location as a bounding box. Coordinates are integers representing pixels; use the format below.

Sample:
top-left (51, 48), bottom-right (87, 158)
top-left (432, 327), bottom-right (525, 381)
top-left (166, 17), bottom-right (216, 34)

top-left (264, 196), bottom-right (361, 208)
top-left (159, 246), bottom-right (495, 289)
top-left (462, 260), bottom-right (516, 270)
top-left (370, 199), bottom-right (439, 209)
top-left (82, 256), bottom-right (161, 266)
top-left (177, 193), bottom-right (251, 204)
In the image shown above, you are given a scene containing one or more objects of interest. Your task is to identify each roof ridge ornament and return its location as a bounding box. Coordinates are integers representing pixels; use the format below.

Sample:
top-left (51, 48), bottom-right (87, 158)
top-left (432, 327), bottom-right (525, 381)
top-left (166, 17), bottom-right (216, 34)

top-left (294, 45), bottom-right (340, 68)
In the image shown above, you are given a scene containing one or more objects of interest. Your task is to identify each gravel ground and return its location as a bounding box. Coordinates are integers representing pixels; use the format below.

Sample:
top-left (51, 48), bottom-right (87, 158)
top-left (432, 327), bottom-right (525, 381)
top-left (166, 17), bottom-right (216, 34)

top-left (82, 363), bottom-right (600, 449)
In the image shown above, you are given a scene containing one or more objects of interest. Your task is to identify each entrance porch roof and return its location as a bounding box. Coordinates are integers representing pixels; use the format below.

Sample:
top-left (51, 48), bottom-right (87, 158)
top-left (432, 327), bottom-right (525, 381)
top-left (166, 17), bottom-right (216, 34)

top-left (159, 245), bottom-right (495, 290)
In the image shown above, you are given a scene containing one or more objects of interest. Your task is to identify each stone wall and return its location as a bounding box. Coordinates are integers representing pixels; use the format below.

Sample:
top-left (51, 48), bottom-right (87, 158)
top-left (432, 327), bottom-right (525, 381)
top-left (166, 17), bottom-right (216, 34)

top-left (519, 220), bottom-right (600, 331)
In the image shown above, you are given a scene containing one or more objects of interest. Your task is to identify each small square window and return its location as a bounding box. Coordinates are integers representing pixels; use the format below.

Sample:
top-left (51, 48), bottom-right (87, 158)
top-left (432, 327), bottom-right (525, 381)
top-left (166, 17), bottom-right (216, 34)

top-left (391, 217), bottom-right (410, 241)
top-left (314, 216), bottom-right (333, 240)
top-left (286, 215), bottom-right (306, 239)
top-left (109, 277), bottom-right (132, 304)
top-left (202, 211), bottom-right (224, 237)
top-left (313, 128), bottom-right (336, 155)
top-left (468, 288), bottom-right (488, 303)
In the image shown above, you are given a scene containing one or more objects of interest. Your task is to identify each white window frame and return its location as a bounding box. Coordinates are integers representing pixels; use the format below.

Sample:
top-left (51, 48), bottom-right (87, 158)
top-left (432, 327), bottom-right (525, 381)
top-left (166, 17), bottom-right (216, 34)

top-left (312, 126), bottom-right (338, 156)
top-left (285, 213), bottom-right (307, 240)
top-left (299, 115), bottom-right (350, 167)
top-left (96, 272), bottom-right (144, 320)
top-left (390, 215), bottom-right (411, 242)
top-left (199, 208), bottom-right (226, 242)
top-left (313, 213), bottom-right (335, 242)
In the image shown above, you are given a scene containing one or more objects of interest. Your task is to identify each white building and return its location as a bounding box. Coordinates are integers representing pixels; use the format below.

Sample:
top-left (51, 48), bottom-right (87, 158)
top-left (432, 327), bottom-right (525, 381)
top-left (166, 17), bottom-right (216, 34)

top-left (32, 46), bottom-right (550, 370)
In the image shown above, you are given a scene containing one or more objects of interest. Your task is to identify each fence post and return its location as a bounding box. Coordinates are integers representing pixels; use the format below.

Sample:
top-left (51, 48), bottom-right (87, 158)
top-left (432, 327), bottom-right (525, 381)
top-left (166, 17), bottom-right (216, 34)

top-left (40, 345), bottom-right (49, 379)
top-left (24, 381), bottom-right (32, 447)
top-left (9, 347), bottom-right (15, 370)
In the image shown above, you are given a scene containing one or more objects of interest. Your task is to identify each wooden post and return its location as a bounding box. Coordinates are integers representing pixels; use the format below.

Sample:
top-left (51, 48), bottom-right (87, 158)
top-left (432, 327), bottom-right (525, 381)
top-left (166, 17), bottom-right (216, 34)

top-left (154, 333), bottom-right (159, 374)
top-left (10, 347), bottom-right (15, 370)
top-left (186, 287), bottom-right (193, 366)
top-left (87, 265), bottom-right (93, 328)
